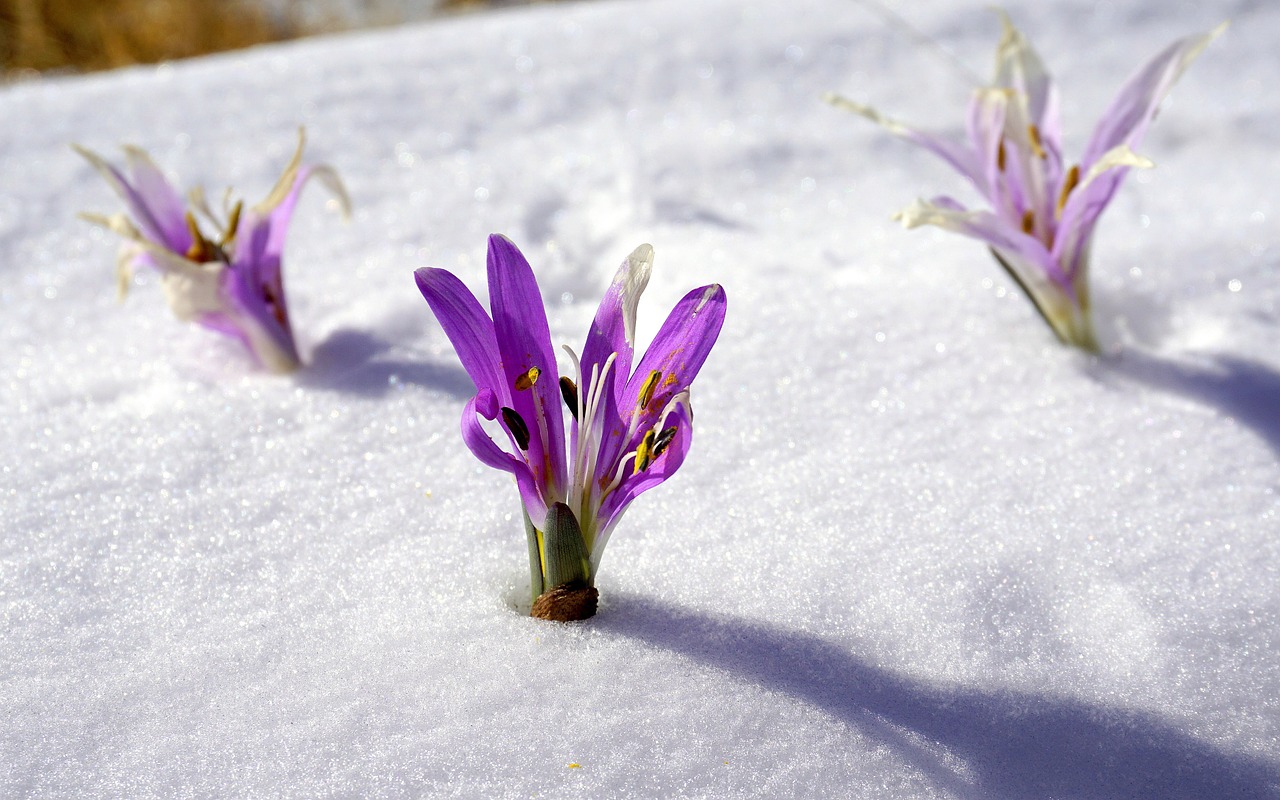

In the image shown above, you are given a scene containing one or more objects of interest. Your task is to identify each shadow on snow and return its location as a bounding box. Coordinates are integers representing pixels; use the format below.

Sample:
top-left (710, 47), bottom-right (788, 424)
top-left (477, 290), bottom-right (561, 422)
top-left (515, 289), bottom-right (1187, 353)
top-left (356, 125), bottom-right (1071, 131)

top-left (598, 596), bottom-right (1280, 800)
top-left (297, 328), bottom-right (473, 399)
top-left (1095, 349), bottom-right (1280, 460)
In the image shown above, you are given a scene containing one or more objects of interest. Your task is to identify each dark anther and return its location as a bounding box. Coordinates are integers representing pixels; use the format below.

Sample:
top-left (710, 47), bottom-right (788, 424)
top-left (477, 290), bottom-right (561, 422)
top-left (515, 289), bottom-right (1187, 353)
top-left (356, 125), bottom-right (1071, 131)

top-left (501, 406), bottom-right (531, 450)
top-left (652, 426), bottom-right (678, 457)
top-left (559, 376), bottom-right (579, 420)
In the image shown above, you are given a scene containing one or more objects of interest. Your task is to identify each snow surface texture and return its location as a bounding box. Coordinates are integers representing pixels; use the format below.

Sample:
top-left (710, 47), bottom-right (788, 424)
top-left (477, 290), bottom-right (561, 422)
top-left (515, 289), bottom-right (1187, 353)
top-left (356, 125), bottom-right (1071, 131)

top-left (3, 0), bottom-right (1278, 797)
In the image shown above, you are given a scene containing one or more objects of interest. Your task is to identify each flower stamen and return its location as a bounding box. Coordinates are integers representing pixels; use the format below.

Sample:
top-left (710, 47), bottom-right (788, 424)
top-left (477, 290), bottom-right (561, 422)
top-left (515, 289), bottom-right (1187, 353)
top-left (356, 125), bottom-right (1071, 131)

top-left (219, 200), bottom-right (243, 248)
top-left (566, 349), bottom-right (617, 515)
top-left (1056, 164), bottom-right (1080, 215)
top-left (501, 406), bottom-right (531, 451)
top-left (559, 376), bottom-right (579, 420)
top-left (634, 429), bottom-right (656, 474)
top-left (183, 211), bottom-right (219, 262)
top-left (515, 366), bottom-right (541, 391)
top-left (652, 426), bottom-right (678, 457)
top-left (1027, 124), bottom-right (1046, 159)
top-left (638, 369), bottom-right (662, 411)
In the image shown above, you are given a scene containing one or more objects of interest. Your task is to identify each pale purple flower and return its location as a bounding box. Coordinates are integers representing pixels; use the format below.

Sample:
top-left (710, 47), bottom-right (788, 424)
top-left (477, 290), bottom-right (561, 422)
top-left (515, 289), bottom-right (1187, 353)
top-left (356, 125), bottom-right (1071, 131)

top-left (827, 12), bottom-right (1224, 351)
top-left (416, 235), bottom-right (726, 619)
top-left (76, 131), bottom-right (349, 372)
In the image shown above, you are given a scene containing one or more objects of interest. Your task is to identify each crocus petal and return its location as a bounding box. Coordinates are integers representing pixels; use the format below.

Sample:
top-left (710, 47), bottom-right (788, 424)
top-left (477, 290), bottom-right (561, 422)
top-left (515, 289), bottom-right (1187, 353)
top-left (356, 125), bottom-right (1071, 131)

top-left (581, 244), bottom-right (653, 398)
top-left (415, 267), bottom-right (504, 395)
top-left (253, 129), bottom-right (306, 214)
top-left (576, 244), bottom-right (654, 456)
top-left (967, 88), bottom-right (1011, 208)
top-left (462, 389), bottom-right (549, 522)
top-left (74, 144), bottom-right (192, 253)
top-left (225, 218), bottom-right (301, 372)
top-left (486, 234), bottom-right (567, 497)
top-left (895, 196), bottom-right (1065, 281)
top-left (260, 165), bottom-right (350, 261)
top-left (593, 400), bottom-right (694, 572)
top-left (121, 146), bottom-right (194, 252)
top-left (1080, 22), bottom-right (1226, 169)
top-left (1053, 144), bottom-right (1154, 281)
top-left (825, 93), bottom-right (983, 188)
top-left (992, 9), bottom-right (1061, 150)
top-left (238, 130), bottom-right (350, 267)
top-left (617, 283), bottom-right (726, 439)
top-left (158, 262), bottom-right (225, 322)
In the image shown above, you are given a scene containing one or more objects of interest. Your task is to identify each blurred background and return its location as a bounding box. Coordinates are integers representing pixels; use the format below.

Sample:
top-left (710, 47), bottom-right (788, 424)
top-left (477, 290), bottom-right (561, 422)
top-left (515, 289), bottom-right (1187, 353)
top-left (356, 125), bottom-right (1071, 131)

top-left (0, 0), bottom-right (559, 75)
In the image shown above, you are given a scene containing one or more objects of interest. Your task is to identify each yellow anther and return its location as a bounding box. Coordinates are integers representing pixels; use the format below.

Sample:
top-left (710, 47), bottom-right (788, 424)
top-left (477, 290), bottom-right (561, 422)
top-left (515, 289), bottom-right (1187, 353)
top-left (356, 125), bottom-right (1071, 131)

top-left (183, 211), bottom-right (213, 262)
top-left (1027, 124), bottom-right (1046, 159)
top-left (1056, 164), bottom-right (1081, 214)
top-left (1021, 210), bottom-right (1035, 235)
top-left (638, 369), bottom-right (662, 410)
top-left (514, 366), bottom-right (541, 391)
top-left (997, 139), bottom-right (1007, 172)
top-left (634, 429), bottom-right (656, 474)
top-left (219, 200), bottom-right (243, 247)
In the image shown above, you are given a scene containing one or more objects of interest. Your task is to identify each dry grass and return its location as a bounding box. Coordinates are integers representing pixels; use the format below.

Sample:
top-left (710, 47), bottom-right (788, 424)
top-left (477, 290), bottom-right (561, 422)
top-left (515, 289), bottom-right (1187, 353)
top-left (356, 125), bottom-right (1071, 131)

top-left (0, 0), bottom-right (560, 75)
top-left (0, 0), bottom-right (305, 73)
top-left (1, 0), bottom-right (565, 75)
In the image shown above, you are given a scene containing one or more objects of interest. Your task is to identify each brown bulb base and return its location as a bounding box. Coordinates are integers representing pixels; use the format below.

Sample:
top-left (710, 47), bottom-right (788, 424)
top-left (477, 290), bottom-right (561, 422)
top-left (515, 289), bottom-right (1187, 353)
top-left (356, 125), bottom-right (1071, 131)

top-left (531, 579), bottom-right (599, 622)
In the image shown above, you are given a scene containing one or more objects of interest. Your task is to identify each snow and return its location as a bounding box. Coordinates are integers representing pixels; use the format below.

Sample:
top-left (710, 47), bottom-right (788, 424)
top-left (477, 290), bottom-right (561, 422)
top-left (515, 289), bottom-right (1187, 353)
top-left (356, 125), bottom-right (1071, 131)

top-left (2, 0), bottom-right (1278, 796)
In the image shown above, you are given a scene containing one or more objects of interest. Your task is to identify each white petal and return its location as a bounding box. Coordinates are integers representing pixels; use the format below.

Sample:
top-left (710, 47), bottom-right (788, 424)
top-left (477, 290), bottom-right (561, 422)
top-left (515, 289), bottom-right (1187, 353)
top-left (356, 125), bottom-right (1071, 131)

top-left (1077, 144), bottom-right (1154, 195)
top-left (159, 265), bottom-right (226, 322)
top-left (254, 128), bottom-right (307, 214)
top-left (620, 243), bottom-right (653, 349)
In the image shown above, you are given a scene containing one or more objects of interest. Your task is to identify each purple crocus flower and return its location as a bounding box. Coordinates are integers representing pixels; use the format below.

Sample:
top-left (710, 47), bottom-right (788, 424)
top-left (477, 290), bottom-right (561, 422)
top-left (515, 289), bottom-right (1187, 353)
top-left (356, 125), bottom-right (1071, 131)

top-left (76, 131), bottom-right (349, 372)
top-left (416, 235), bottom-right (726, 621)
top-left (826, 11), bottom-right (1224, 351)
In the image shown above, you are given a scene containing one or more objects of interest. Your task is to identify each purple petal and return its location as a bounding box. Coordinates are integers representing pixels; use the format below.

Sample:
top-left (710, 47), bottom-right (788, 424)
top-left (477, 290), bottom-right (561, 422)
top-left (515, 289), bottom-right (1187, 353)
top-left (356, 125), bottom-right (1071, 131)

top-left (594, 401), bottom-right (694, 568)
top-left (486, 234), bottom-right (567, 497)
top-left (227, 217), bottom-right (300, 370)
top-left (581, 244), bottom-right (653, 400)
top-left (462, 390), bottom-right (549, 522)
top-left (825, 94), bottom-right (983, 188)
top-left (602, 284), bottom-right (725, 472)
top-left (1080, 23), bottom-right (1224, 170)
top-left (75, 145), bottom-right (192, 253)
top-left (122, 146), bottom-right (192, 252)
top-left (625, 284), bottom-right (726, 403)
top-left (991, 10), bottom-right (1062, 151)
top-left (574, 245), bottom-right (653, 456)
top-left (966, 88), bottom-right (1009, 206)
top-left (895, 197), bottom-right (1066, 287)
top-left (258, 164), bottom-right (349, 261)
top-left (1052, 146), bottom-right (1154, 282)
top-left (415, 267), bottom-right (504, 395)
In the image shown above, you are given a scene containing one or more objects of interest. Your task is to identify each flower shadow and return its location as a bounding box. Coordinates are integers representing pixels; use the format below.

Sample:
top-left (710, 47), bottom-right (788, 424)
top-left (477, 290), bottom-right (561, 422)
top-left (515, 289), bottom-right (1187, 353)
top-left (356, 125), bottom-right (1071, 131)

top-left (1096, 349), bottom-right (1280, 460)
top-left (597, 595), bottom-right (1280, 800)
top-left (298, 328), bottom-right (473, 399)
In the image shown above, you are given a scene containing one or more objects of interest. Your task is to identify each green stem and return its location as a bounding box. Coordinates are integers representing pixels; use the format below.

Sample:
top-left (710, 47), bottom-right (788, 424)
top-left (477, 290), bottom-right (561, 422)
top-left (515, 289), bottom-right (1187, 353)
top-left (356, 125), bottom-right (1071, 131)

top-left (524, 503), bottom-right (592, 607)
top-left (523, 508), bottom-right (543, 605)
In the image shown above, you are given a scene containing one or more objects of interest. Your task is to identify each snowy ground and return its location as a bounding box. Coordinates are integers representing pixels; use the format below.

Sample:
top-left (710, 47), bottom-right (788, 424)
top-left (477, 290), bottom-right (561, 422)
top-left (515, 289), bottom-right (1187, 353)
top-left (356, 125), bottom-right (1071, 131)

top-left (3, 0), bottom-right (1278, 797)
